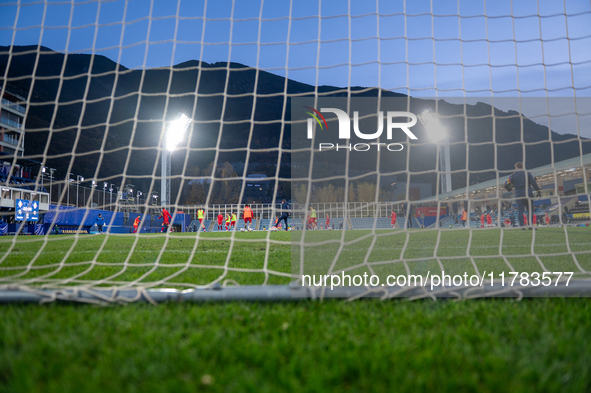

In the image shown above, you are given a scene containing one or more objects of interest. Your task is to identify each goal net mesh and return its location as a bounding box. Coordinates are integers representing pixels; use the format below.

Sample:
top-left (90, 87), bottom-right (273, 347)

top-left (0, 0), bottom-right (590, 303)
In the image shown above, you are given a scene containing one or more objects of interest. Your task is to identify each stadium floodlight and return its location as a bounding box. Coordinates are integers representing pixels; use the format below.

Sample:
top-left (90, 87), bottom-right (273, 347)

top-left (90, 180), bottom-right (97, 207)
top-left (419, 109), bottom-right (446, 142)
top-left (41, 167), bottom-right (56, 203)
top-left (165, 113), bottom-right (191, 152)
top-left (49, 169), bottom-right (56, 203)
top-left (161, 112), bottom-right (191, 207)
top-left (103, 182), bottom-right (108, 208)
top-left (419, 108), bottom-right (452, 194)
top-left (109, 184), bottom-right (114, 209)
top-left (67, 173), bottom-right (74, 206)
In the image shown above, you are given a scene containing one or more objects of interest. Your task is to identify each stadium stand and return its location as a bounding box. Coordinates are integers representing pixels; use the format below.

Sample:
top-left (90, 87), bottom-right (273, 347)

top-left (202, 219), bottom-right (212, 231)
top-left (186, 219), bottom-right (211, 232)
top-left (570, 200), bottom-right (590, 224)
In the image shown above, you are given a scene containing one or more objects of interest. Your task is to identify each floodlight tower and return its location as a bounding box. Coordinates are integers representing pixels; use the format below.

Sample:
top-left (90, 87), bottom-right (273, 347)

top-left (419, 108), bottom-right (452, 194)
top-left (161, 113), bottom-right (191, 207)
top-left (76, 175), bottom-right (84, 207)
top-left (41, 167), bottom-right (56, 203)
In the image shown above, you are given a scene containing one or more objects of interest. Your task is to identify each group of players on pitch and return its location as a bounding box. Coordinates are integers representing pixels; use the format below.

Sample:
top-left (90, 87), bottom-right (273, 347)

top-left (305, 206), bottom-right (330, 230)
top-left (130, 204), bottom-right (264, 233)
top-left (191, 200), bottom-right (292, 232)
top-left (188, 206), bottom-right (252, 232)
top-left (388, 161), bottom-right (549, 230)
top-left (129, 208), bottom-right (173, 233)
top-left (127, 162), bottom-right (548, 233)
top-left (470, 210), bottom-right (550, 228)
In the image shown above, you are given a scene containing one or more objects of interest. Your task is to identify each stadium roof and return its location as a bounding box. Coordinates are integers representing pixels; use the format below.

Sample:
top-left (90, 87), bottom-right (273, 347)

top-left (419, 152), bottom-right (591, 202)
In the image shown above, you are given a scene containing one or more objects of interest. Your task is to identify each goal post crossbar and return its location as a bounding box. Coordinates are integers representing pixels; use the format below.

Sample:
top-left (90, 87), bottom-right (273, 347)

top-left (2, 280), bottom-right (591, 304)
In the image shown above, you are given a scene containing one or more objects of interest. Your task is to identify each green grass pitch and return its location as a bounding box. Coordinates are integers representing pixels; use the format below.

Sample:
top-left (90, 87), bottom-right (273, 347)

top-left (0, 227), bottom-right (590, 392)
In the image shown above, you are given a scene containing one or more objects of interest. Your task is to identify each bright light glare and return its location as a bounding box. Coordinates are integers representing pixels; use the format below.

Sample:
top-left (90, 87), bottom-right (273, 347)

top-left (165, 113), bottom-right (191, 151)
top-left (419, 108), bottom-right (446, 142)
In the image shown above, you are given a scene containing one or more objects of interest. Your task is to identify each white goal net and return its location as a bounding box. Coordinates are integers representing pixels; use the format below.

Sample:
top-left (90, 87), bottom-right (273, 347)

top-left (0, 0), bottom-right (590, 303)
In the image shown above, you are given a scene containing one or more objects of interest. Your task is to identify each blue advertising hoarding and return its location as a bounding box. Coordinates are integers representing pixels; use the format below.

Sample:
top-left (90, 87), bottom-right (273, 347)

top-left (15, 199), bottom-right (40, 222)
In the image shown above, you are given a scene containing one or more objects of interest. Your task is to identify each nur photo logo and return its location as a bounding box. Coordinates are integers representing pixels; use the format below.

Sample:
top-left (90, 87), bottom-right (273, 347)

top-left (304, 106), bottom-right (418, 152)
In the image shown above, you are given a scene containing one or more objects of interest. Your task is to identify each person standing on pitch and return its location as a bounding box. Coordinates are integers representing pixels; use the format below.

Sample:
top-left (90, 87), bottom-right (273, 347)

top-left (405, 205), bottom-right (410, 229)
top-left (159, 208), bottom-right (171, 233)
top-left (133, 216), bottom-right (140, 233)
top-left (197, 207), bottom-right (205, 231)
top-left (545, 212), bottom-right (550, 226)
top-left (225, 213), bottom-right (231, 231)
top-left (403, 203), bottom-right (412, 229)
top-left (504, 162), bottom-right (541, 228)
top-left (225, 212), bottom-right (232, 232)
top-left (231, 212), bottom-right (237, 230)
top-left (243, 204), bottom-right (253, 230)
top-left (461, 208), bottom-right (468, 228)
top-left (309, 205), bottom-right (317, 229)
top-left (390, 209), bottom-right (397, 228)
top-left (274, 199), bottom-right (290, 231)
top-left (217, 212), bottom-right (224, 231)
top-left (325, 214), bottom-right (330, 230)
top-left (96, 214), bottom-right (105, 234)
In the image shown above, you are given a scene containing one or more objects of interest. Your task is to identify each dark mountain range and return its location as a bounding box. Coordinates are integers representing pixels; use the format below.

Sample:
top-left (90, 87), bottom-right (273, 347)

top-left (1, 45), bottom-right (588, 200)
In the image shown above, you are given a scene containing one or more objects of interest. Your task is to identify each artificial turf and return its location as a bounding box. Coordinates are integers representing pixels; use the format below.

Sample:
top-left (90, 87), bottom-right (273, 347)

top-left (0, 227), bottom-right (588, 289)
top-left (0, 227), bottom-right (590, 392)
top-left (1, 299), bottom-right (590, 392)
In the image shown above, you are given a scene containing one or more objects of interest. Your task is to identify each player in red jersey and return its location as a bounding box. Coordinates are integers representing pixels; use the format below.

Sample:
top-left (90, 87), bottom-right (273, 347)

top-left (391, 209), bottom-right (397, 228)
top-left (486, 212), bottom-right (492, 228)
top-left (197, 208), bottom-right (205, 230)
top-left (225, 213), bottom-right (231, 231)
top-left (159, 208), bottom-right (171, 233)
top-left (243, 205), bottom-right (253, 230)
top-left (325, 214), bottom-right (330, 229)
top-left (230, 212), bottom-right (237, 230)
top-left (133, 216), bottom-right (140, 233)
top-left (217, 212), bottom-right (224, 231)
top-left (481, 213), bottom-right (485, 228)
